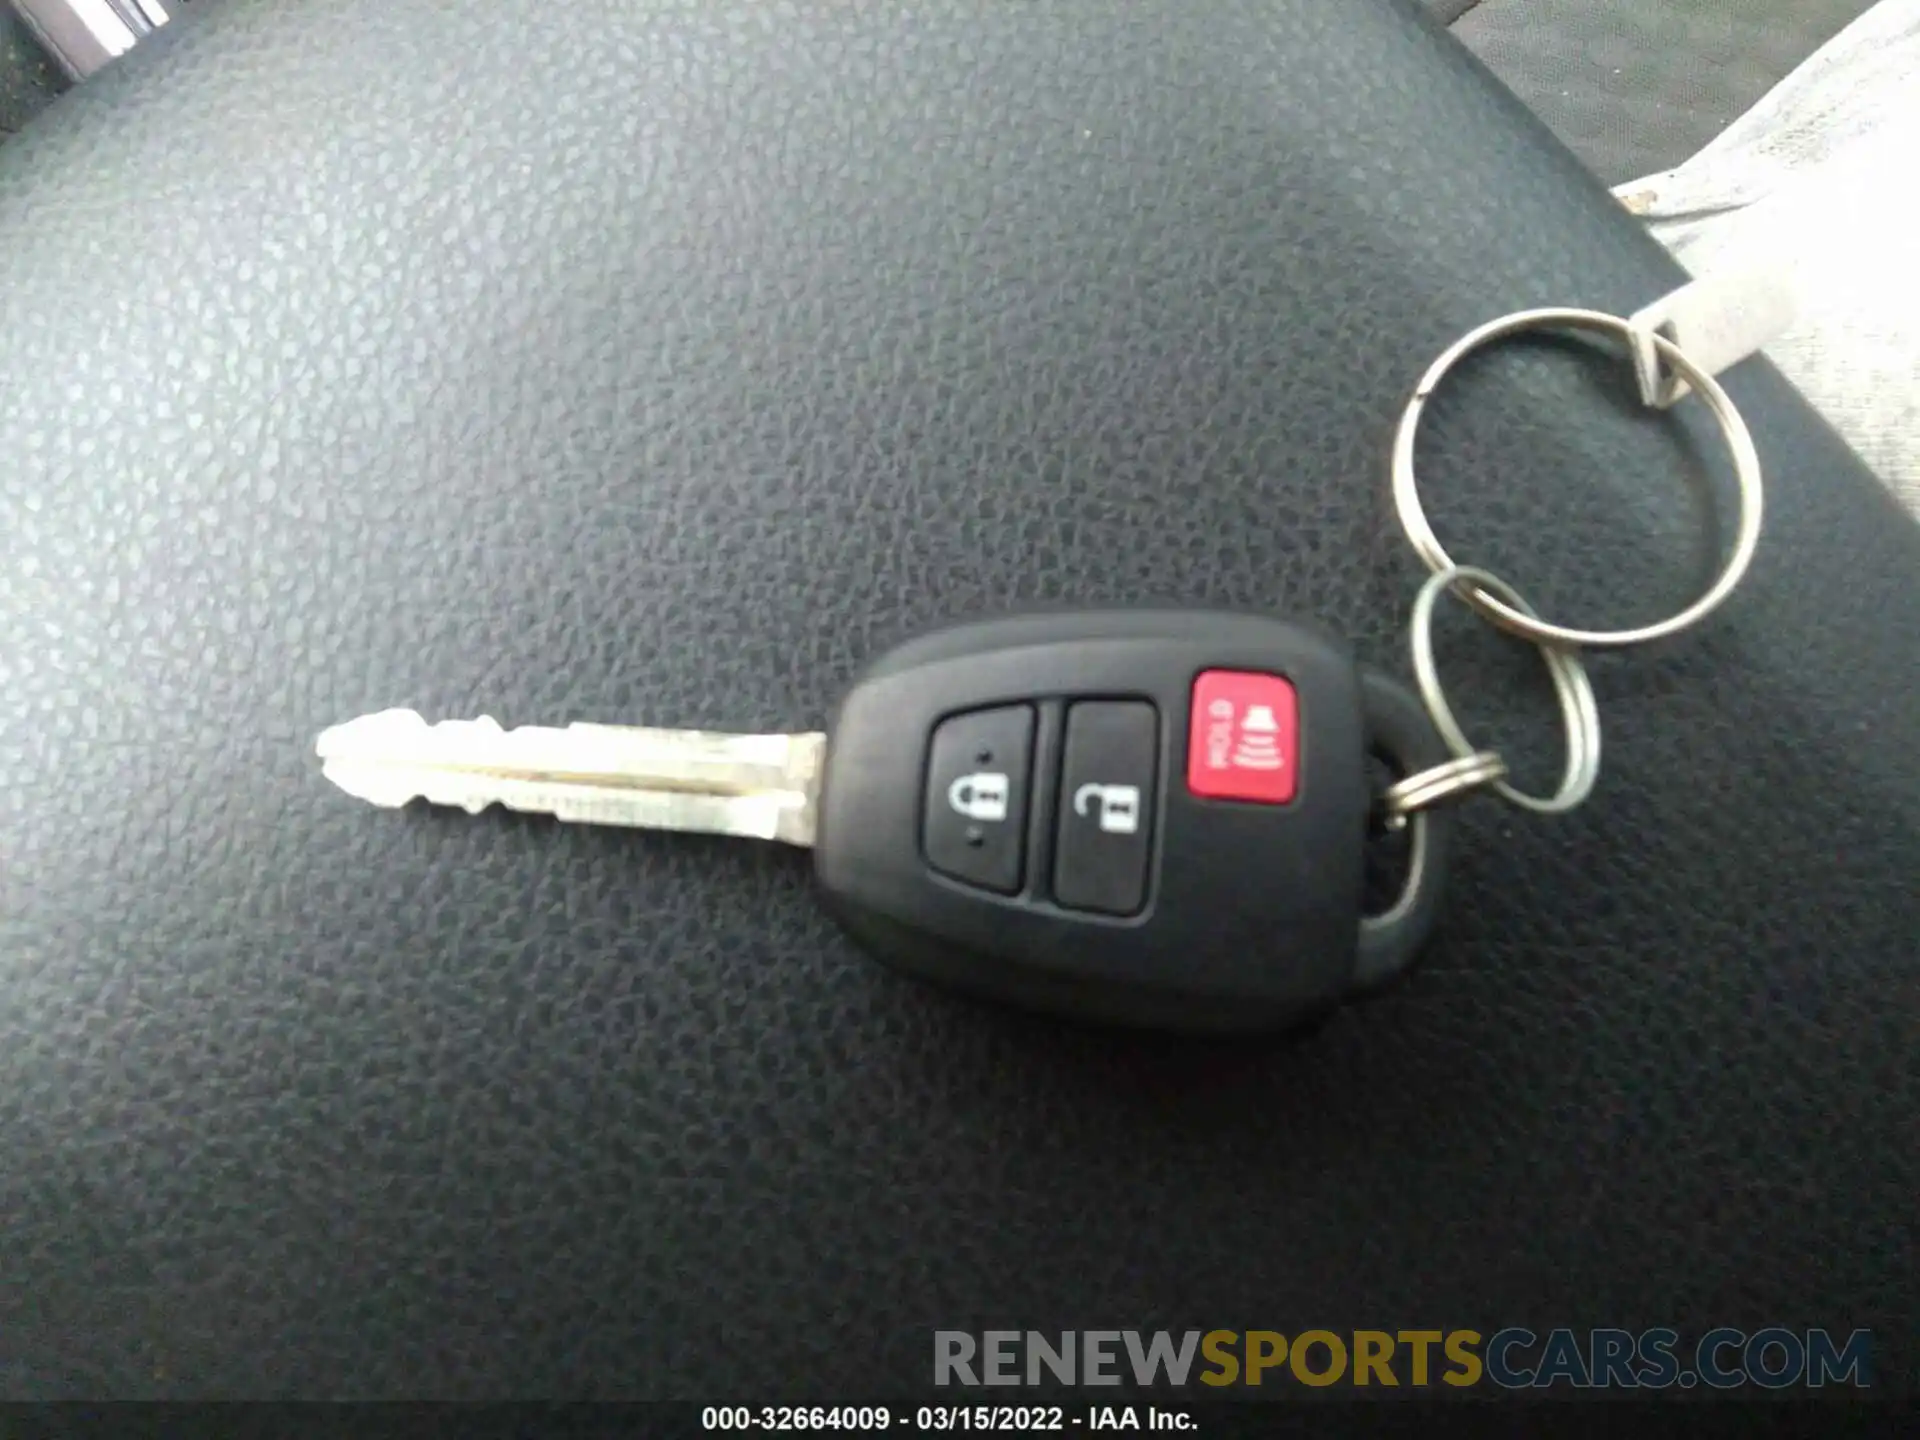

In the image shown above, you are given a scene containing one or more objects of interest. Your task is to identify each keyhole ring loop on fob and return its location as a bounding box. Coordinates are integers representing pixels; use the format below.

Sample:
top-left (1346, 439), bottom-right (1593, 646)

top-left (1390, 307), bottom-right (1764, 651)
top-left (1353, 669), bottom-right (1459, 992)
top-left (1409, 564), bottom-right (1603, 815)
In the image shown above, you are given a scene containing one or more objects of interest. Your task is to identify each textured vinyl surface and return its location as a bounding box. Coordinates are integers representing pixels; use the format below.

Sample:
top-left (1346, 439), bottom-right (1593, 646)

top-left (2, 0), bottom-right (1917, 1400)
top-left (0, 0), bottom-right (1873, 178)
top-left (1455, 0), bottom-right (1882, 183)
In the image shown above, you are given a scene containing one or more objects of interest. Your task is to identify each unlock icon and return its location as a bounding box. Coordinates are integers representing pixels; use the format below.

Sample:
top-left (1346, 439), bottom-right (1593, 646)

top-left (947, 771), bottom-right (1011, 823)
top-left (1073, 783), bottom-right (1142, 835)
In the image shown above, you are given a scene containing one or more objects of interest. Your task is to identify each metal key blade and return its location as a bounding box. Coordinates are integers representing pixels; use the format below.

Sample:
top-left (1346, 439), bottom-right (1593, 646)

top-left (316, 709), bottom-right (827, 846)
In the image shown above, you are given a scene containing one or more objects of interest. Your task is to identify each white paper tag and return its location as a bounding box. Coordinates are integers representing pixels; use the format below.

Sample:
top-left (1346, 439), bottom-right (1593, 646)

top-left (1627, 264), bottom-right (1800, 408)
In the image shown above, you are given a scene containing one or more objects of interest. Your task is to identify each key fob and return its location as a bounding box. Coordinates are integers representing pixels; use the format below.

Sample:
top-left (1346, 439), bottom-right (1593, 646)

top-left (813, 610), bottom-right (1454, 1032)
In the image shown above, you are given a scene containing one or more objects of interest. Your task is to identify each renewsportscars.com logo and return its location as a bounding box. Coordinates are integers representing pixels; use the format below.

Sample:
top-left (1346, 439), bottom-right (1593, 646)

top-left (933, 1328), bottom-right (1873, 1391)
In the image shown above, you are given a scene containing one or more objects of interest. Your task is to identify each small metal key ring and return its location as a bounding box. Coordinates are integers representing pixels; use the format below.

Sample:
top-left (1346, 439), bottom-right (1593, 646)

top-left (1390, 306), bottom-right (1764, 651)
top-left (1406, 564), bottom-right (1602, 815)
top-left (1379, 749), bottom-right (1508, 826)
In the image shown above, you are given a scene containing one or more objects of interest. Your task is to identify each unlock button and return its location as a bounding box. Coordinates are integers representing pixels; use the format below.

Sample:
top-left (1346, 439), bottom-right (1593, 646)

top-left (923, 705), bottom-right (1034, 894)
top-left (1055, 701), bottom-right (1157, 916)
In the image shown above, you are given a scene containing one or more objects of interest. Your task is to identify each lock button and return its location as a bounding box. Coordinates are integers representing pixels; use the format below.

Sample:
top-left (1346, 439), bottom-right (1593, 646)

top-left (922, 705), bottom-right (1035, 894)
top-left (1053, 700), bottom-right (1157, 916)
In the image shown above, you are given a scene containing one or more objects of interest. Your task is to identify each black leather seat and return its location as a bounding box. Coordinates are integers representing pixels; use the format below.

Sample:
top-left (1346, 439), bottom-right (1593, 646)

top-left (2, 0), bottom-right (1914, 1400)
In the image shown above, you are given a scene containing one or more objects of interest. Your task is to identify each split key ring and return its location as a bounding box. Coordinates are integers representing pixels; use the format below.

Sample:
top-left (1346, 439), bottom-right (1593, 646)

top-left (1381, 564), bottom-right (1602, 824)
top-left (1389, 306), bottom-right (1765, 651)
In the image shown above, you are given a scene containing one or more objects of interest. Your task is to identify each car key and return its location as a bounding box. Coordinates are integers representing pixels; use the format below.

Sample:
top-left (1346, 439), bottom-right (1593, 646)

top-left (316, 609), bottom-right (1455, 1032)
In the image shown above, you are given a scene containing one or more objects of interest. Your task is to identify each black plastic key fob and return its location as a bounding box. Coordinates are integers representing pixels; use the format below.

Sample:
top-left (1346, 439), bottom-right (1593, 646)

top-left (812, 610), bottom-right (1455, 1032)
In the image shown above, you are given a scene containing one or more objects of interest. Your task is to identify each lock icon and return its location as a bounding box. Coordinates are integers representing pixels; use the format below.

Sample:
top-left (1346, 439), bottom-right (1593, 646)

top-left (1072, 783), bottom-right (1141, 835)
top-left (947, 771), bottom-right (1011, 823)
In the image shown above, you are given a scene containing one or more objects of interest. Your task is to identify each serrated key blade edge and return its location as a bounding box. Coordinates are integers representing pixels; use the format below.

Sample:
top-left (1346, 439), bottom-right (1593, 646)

top-left (315, 712), bottom-right (826, 847)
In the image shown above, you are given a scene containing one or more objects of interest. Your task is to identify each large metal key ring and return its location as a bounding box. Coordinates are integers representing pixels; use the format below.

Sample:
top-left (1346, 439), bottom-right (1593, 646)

top-left (1390, 307), bottom-right (1765, 651)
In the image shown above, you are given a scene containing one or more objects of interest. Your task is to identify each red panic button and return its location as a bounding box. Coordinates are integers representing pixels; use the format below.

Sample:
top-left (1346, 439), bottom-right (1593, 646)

top-left (1187, 670), bottom-right (1299, 804)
